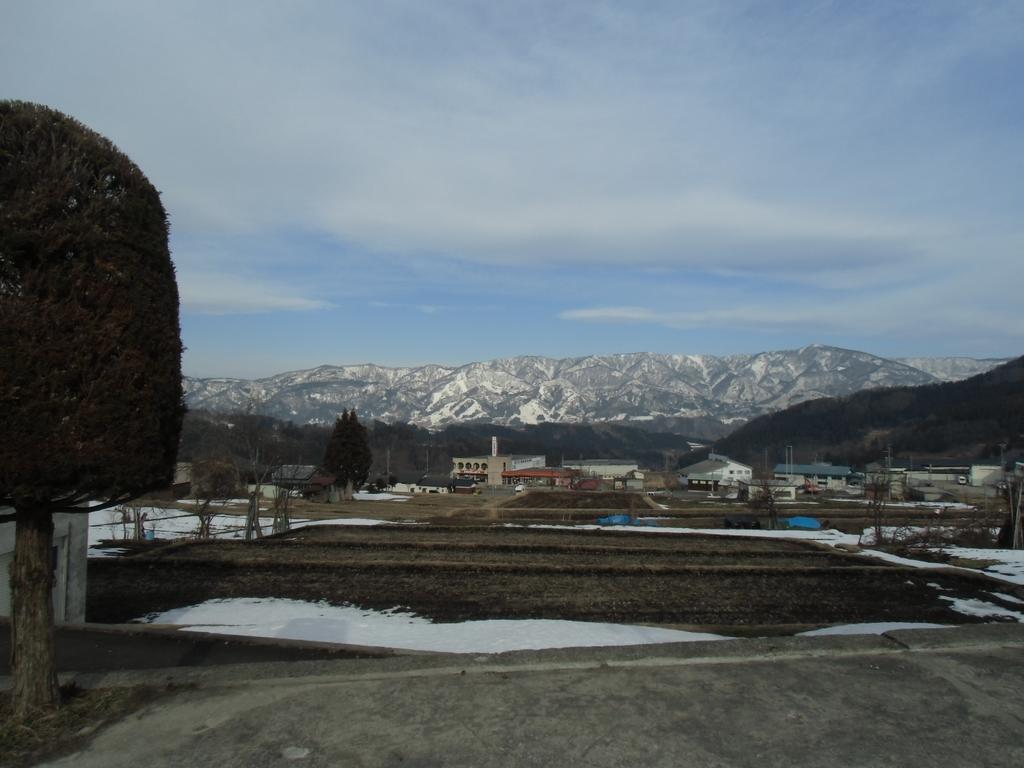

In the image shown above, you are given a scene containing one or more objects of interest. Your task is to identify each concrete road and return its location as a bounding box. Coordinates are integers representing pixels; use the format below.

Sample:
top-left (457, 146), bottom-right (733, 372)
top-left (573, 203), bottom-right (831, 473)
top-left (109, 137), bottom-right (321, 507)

top-left (40, 624), bottom-right (1024, 768)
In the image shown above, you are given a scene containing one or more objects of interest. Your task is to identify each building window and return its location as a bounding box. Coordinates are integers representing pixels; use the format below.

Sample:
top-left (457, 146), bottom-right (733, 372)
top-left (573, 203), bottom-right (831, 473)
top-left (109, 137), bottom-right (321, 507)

top-left (458, 462), bottom-right (464, 469)
top-left (481, 463), bottom-right (488, 471)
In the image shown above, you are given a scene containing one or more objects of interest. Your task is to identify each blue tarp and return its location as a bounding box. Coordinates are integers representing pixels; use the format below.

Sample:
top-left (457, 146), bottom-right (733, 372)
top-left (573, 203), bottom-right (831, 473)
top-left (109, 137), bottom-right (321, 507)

top-left (786, 516), bottom-right (822, 530)
top-left (597, 515), bottom-right (660, 527)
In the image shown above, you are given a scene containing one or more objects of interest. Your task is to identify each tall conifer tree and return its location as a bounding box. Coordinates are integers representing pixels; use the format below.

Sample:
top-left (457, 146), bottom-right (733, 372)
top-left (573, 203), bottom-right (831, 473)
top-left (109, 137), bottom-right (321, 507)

top-left (1, 101), bottom-right (184, 715)
top-left (322, 409), bottom-right (372, 500)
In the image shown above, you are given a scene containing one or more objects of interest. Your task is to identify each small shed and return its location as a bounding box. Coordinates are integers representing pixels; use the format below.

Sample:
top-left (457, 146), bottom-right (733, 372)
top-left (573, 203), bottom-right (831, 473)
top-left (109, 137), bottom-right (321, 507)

top-left (738, 479), bottom-right (801, 502)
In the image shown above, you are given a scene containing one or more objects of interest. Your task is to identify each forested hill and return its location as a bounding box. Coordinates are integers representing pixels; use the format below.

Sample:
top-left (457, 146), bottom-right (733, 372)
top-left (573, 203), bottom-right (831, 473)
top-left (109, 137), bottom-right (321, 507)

top-left (698, 355), bottom-right (1024, 468)
top-left (179, 411), bottom-right (699, 479)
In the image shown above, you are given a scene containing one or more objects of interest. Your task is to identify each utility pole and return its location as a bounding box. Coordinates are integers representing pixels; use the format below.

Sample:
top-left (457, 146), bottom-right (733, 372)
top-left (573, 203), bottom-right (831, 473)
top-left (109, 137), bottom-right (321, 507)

top-left (1014, 480), bottom-right (1023, 550)
top-left (885, 445), bottom-right (893, 501)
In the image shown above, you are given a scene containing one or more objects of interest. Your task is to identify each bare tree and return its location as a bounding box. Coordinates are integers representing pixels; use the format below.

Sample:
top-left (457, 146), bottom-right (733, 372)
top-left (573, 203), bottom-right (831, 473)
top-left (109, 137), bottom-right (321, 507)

top-left (271, 486), bottom-right (292, 534)
top-left (748, 478), bottom-right (779, 530)
top-left (236, 396), bottom-right (283, 540)
top-left (1001, 477), bottom-right (1024, 550)
top-left (864, 472), bottom-right (890, 546)
top-left (117, 500), bottom-right (147, 542)
top-left (110, 505), bottom-right (130, 541)
top-left (190, 458), bottom-right (238, 539)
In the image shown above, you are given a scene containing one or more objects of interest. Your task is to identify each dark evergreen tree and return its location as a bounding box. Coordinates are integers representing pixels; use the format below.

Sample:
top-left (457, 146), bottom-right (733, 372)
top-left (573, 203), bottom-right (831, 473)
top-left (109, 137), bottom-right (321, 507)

top-left (0, 102), bottom-right (184, 715)
top-left (322, 409), bottom-right (372, 500)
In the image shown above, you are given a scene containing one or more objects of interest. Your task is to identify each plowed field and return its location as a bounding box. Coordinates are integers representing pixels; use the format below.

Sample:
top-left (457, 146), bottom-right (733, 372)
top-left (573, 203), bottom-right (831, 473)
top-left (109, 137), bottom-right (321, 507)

top-left (88, 523), bottom-right (1023, 634)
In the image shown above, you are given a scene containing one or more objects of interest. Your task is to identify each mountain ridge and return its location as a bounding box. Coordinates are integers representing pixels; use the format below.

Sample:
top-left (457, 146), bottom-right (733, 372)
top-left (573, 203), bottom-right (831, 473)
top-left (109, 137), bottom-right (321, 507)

top-left (700, 354), bottom-right (1024, 466)
top-left (183, 345), bottom-right (1012, 433)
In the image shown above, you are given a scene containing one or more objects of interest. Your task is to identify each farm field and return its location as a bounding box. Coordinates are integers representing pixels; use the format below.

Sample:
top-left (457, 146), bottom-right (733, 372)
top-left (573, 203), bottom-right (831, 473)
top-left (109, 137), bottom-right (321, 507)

top-left (88, 495), bottom-right (1024, 636)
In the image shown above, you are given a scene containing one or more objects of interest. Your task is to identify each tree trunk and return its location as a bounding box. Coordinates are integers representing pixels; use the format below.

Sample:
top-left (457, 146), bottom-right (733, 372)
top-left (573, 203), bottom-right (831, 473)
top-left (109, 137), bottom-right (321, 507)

top-left (10, 509), bottom-right (60, 717)
top-left (272, 490), bottom-right (291, 534)
top-left (344, 479), bottom-right (354, 501)
top-left (196, 501), bottom-right (212, 539)
top-left (244, 490), bottom-right (262, 541)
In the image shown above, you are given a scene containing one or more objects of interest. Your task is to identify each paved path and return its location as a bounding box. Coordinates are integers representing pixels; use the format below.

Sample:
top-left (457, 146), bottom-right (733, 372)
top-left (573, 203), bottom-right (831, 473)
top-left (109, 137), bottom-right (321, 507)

top-left (26, 624), bottom-right (1024, 767)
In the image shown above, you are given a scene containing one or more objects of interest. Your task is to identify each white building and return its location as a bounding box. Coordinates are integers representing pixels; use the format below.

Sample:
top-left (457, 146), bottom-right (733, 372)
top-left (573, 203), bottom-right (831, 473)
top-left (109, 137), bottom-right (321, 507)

top-left (1, 510), bottom-right (88, 624)
top-left (679, 453), bottom-right (753, 491)
top-left (970, 464), bottom-right (1004, 487)
top-left (773, 463), bottom-right (855, 491)
top-left (562, 459), bottom-right (639, 480)
top-left (452, 437), bottom-right (545, 487)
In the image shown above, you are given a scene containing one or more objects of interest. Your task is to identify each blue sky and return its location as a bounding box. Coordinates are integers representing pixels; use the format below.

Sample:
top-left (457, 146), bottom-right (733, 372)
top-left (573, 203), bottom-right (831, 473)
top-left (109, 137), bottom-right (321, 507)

top-left (3, 1), bottom-right (1022, 377)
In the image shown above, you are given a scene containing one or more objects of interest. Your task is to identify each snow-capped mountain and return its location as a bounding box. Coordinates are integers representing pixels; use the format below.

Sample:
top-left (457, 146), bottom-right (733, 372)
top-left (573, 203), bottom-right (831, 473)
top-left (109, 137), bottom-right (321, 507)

top-left (183, 345), bottom-right (1011, 430)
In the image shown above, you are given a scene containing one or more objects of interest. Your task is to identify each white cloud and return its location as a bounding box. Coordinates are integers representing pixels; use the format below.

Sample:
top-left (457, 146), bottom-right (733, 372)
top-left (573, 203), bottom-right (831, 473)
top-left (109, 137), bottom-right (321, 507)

top-left (177, 271), bottom-right (332, 315)
top-left (5, 3), bottom-right (1015, 275)
top-left (560, 260), bottom-right (1024, 343)
top-left (2, 1), bottom-right (1022, 360)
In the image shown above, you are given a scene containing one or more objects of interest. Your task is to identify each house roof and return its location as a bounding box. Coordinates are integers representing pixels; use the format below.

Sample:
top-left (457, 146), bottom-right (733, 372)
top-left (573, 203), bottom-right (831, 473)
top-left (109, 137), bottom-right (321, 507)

top-left (418, 475), bottom-right (451, 488)
top-left (453, 454), bottom-right (545, 461)
top-left (273, 465), bottom-right (317, 483)
top-left (707, 453), bottom-right (752, 470)
top-left (774, 463), bottom-right (853, 477)
top-left (563, 459), bottom-right (638, 466)
top-left (680, 459), bottom-right (728, 475)
top-left (867, 459), bottom-right (972, 471)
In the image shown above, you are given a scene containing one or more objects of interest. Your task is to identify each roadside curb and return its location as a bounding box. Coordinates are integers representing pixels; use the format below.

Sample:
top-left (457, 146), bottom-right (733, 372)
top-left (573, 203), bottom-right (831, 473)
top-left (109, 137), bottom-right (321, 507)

top-left (5, 622), bottom-right (1021, 694)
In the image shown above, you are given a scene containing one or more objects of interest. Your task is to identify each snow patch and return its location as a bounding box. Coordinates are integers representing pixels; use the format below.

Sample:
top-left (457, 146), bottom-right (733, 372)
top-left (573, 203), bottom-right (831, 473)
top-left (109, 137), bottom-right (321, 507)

top-left (352, 492), bottom-right (409, 502)
top-left (139, 598), bottom-right (730, 653)
top-left (798, 622), bottom-right (948, 637)
top-left (939, 596), bottom-right (1024, 622)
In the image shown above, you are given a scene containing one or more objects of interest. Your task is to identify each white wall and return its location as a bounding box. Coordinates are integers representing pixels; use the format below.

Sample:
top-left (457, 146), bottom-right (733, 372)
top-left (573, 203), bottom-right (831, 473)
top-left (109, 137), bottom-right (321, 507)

top-left (721, 460), bottom-right (752, 482)
top-left (970, 465), bottom-right (1003, 486)
top-left (0, 510), bottom-right (88, 624)
top-left (510, 456), bottom-right (546, 471)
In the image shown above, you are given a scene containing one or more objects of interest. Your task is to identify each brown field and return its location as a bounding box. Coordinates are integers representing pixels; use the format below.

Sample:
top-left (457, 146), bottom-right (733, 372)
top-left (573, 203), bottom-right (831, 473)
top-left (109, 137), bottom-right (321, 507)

top-left (500, 491), bottom-right (652, 511)
top-left (89, 494), bottom-right (1023, 635)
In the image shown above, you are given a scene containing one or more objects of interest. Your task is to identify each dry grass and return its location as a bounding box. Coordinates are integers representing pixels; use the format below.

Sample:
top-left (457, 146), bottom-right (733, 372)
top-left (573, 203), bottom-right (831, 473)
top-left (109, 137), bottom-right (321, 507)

top-left (0, 684), bottom-right (172, 768)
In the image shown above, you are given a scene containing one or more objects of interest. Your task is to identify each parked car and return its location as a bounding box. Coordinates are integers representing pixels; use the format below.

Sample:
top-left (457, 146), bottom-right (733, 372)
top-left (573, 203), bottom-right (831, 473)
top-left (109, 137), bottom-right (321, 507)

top-left (724, 514), bottom-right (760, 530)
top-left (957, 476), bottom-right (968, 485)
